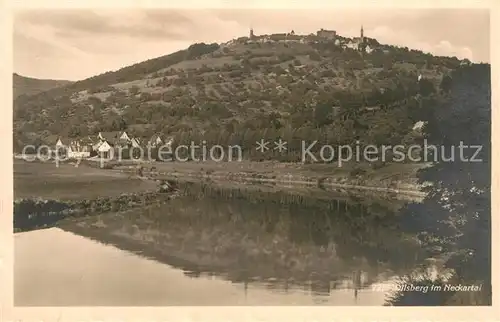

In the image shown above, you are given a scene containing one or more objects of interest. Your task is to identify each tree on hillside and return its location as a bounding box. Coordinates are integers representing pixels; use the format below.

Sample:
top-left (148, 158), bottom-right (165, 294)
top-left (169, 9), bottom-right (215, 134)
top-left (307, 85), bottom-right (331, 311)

top-left (388, 64), bottom-right (491, 305)
top-left (418, 78), bottom-right (436, 96)
top-left (314, 104), bottom-right (334, 127)
top-left (268, 112), bottom-right (282, 130)
top-left (185, 43), bottom-right (220, 60)
top-left (129, 85), bottom-right (140, 95)
top-left (439, 74), bottom-right (453, 93)
top-left (309, 52), bottom-right (321, 61)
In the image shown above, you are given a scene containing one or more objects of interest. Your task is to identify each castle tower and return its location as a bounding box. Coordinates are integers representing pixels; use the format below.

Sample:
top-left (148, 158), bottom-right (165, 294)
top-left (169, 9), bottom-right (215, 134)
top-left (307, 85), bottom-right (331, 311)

top-left (358, 25), bottom-right (366, 53)
top-left (250, 27), bottom-right (255, 39)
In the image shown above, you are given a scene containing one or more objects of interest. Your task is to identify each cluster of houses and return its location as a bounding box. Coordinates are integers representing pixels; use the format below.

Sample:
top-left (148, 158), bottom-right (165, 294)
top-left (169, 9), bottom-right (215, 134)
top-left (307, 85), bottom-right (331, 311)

top-left (236, 26), bottom-right (373, 53)
top-left (54, 131), bottom-right (172, 160)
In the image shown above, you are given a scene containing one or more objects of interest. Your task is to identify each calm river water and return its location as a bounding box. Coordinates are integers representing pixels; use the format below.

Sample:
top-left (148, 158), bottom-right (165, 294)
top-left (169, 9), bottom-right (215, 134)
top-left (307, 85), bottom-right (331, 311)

top-left (15, 184), bottom-right (423, 306)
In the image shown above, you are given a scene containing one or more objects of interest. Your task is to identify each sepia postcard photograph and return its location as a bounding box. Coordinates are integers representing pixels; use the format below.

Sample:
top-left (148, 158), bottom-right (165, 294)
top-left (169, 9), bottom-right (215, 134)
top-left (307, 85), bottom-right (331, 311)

top-left (1, 0), bottom-right (498, 320)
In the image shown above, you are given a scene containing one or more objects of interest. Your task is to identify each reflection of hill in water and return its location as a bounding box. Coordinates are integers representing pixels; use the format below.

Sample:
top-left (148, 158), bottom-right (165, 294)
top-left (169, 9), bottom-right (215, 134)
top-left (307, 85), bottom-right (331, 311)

top-left (60, 183), bottom-right (425, 294)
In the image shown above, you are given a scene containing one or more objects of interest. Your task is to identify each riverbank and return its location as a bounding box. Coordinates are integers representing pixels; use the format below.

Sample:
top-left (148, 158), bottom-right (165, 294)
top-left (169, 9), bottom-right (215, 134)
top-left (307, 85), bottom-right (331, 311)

top-left (113, 160), bottom-right (428, 198)
top-left (13, 158), bottom-right (178, 232)
top-left (13, 188), bottom-right (178, 233)
top-left (13, 158), bottom-right (425, 233)
top-left (14, 157), bottom-right (428, 199)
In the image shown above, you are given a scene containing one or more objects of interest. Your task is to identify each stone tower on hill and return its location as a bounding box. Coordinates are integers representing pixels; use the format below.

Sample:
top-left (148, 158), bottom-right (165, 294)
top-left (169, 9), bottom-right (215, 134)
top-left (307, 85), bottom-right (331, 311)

top-left (358, 25), bottom-right (366, 52)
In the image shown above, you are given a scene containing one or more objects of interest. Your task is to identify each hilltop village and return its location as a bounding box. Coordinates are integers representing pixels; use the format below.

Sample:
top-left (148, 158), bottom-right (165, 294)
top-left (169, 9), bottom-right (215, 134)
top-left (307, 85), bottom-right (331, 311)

top-left (228, 26), bottom-right (375, 53)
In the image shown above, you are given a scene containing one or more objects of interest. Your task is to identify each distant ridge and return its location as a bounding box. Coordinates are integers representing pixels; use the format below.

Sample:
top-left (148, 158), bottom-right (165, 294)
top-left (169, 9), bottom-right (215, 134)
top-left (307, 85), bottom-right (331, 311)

top-left (13, 73), bottom-right (73, 98)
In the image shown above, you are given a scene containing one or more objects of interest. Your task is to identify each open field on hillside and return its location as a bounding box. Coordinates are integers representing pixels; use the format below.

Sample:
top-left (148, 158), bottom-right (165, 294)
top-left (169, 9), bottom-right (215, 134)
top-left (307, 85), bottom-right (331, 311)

top-left (14, 159), bottom-right (157, 201)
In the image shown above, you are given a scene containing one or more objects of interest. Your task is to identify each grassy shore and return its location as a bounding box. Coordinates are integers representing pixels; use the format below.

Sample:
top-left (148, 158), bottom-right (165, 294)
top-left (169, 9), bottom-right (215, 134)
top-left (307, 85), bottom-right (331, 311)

top-left (13, 158), bottom-right (180, 231)
top-left (14, 157), bottom-right (428, 203)
top-left (14, 158), bottom-right (158, 201)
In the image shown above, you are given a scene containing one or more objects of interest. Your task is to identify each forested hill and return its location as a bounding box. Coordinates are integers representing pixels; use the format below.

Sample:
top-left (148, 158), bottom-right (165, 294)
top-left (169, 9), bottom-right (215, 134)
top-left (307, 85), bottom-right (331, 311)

top-left (13, 73), bottom-right (72, 99)
top-left (13, 32), bottom-right (484, 159)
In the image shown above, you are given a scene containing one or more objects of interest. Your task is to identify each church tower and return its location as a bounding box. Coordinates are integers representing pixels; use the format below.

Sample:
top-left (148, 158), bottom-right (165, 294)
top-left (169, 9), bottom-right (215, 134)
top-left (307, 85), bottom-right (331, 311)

top-left (250, 27), bottom-right (255, 39)
top-left (358, 25), bottom-right (366, 53)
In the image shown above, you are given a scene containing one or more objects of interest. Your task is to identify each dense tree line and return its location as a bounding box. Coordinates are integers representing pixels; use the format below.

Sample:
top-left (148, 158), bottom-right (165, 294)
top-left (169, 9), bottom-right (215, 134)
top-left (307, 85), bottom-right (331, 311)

top-left (388, 64), bottom-right (491, 305)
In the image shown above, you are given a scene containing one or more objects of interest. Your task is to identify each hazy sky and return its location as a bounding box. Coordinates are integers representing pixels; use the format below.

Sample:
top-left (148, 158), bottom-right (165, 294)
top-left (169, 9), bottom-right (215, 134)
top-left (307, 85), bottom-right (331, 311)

top-left (14, 8), bottom-right (490, 81)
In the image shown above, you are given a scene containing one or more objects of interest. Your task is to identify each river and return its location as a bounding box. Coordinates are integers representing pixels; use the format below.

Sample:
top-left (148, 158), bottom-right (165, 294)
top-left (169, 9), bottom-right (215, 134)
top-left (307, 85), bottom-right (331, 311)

top-left (14, 183), bottom-right (424, 306)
